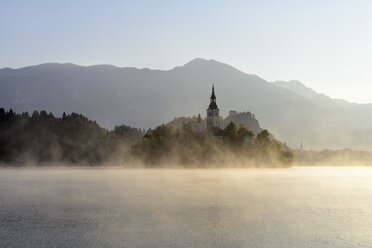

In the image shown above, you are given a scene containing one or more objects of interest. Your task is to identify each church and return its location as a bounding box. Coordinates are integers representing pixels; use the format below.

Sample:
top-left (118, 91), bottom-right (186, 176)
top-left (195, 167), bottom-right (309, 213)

top-left (206, 85), bottom-right (220, 131)
top-left (183, 85), bottom-right (260, 136)
top-left (186, 85), bottom-right (221, 134)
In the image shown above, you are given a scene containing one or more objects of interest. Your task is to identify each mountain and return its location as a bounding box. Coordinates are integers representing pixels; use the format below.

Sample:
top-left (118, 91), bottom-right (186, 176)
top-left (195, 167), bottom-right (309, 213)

top-left (272, 79), bottom-right (372, 150)
top-left (272, 80), bottom-right (317, 99)
top-left (1, 58), bottom-right (372, 150)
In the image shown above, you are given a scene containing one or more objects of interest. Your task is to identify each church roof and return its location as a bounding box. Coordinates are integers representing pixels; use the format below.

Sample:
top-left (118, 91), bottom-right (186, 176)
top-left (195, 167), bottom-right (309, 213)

top-left (211, 85), bottom-right (216, 100)
top-left (208, 85), bottom-right (219, 110)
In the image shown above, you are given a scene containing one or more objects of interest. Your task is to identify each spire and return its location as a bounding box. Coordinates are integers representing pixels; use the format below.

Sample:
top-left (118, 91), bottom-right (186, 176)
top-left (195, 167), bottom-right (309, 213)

top-left (208, 85), bottom-right (218, 110)
top-left (211, 84), bottom-right (216, 100)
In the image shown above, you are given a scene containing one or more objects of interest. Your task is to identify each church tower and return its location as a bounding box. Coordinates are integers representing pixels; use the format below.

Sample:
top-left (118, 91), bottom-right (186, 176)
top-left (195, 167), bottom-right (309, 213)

top-left (207, 85), bottom-right (220, 131)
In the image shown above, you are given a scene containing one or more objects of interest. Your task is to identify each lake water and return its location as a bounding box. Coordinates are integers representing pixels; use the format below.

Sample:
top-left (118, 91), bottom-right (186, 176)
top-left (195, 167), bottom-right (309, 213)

top-left (0, 167), bottom-right (372, 248)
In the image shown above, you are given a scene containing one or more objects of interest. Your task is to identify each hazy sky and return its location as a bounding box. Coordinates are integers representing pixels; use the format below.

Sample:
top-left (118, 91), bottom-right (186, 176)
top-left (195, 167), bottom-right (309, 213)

top-left (1, 0), bottom-right (372, 103)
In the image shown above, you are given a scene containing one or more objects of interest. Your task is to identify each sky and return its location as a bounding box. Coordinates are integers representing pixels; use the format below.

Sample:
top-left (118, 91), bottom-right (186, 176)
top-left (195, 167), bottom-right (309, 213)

top-left (1, 0), bottom-right (372, 103)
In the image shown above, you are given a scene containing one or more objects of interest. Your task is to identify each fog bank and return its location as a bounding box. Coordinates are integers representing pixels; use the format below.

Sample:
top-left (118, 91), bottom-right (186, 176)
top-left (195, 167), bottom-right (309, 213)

top-left (1, 167), bottom-right (372, 247)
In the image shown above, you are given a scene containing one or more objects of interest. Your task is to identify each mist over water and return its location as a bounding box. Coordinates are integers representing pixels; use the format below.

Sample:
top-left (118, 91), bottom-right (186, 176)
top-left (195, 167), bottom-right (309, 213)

top-left (1, 167), bottom-right (372, 248)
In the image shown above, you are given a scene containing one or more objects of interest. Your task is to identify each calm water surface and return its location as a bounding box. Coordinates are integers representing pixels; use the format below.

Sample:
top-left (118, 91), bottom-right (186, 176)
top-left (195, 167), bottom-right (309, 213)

top-left (0, 167), bottom-right (371, 248)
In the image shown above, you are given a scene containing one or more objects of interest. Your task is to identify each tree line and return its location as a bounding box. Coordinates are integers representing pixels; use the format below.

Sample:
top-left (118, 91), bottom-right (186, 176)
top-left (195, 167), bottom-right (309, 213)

top-left (0, 108), bottom-right (293, 167)
top-left (0, 108), bottom-right (143, 165)
top-left (132, 122), bottom-right (293, 167)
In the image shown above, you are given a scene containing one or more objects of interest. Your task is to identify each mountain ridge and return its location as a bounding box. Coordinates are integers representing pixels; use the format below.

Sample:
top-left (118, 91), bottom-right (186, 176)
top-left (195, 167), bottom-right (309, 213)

top-left (1, 58), bottom-right (372, 150)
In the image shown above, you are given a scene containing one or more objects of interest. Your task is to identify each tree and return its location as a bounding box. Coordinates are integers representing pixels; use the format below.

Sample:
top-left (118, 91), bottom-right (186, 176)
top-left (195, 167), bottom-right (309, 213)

top-left (237, 125), bottom-right (254, 145)
top-left (223, 121), bottom-right (254, 146)
top-left (0, 108), bottom-right (5, 119)
top-left (197, 113), bottom-right (202, 123)
top-left (223, 121), bottom-right (238, 144)
top-left (8, 108), bottom-right (14, 117)
top-left (256, 130), bottom-right (270, 145)
top-left (32, 110), bottom-right (39, 119)
top-left (114, 124), bottom-right (143, 143)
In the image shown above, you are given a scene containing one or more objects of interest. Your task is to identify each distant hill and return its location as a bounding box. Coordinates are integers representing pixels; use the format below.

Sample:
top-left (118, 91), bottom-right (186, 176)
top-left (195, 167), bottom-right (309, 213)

top-left (1, 58), bottom-right (372, 150)
top-left (272, 80), bottom-right (317, 99)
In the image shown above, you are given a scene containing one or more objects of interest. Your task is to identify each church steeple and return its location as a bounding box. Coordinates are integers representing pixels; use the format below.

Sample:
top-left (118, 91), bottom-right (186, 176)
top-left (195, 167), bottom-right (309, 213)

top-left (211, 85), bottom-right (216, 100)
top-left (208, 85), bottom-right (218, 110)
top-left (207, 85), bottom-right (220, 131)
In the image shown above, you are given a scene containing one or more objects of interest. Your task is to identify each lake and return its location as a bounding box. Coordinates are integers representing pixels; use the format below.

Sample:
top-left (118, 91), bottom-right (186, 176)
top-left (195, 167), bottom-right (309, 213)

top-left (1, 167), bottom-right (371, 248)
